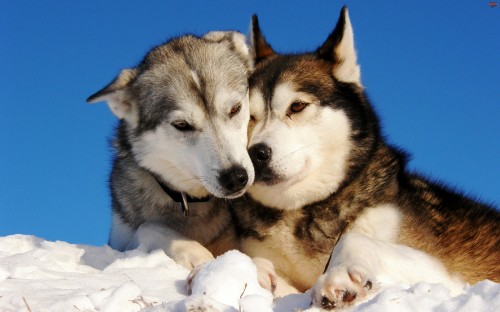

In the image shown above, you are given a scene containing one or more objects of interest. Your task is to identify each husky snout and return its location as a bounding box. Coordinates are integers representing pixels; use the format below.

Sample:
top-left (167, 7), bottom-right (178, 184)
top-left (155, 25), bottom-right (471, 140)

top-left (249, 143), bottom-right (272, 165)
top-left (218, 165), bottom-right (249, 195)
top-left (248, 143), bottom-right (276, 183)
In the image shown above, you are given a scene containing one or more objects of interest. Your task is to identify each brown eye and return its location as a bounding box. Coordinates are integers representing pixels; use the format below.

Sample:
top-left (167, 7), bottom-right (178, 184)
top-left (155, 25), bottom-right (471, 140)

top-left (229, 104), bottom-right (241, 118)
top-left (172, 120), bottom-right (195, 131)
top-left (288, 102), bottom-right (308, 114)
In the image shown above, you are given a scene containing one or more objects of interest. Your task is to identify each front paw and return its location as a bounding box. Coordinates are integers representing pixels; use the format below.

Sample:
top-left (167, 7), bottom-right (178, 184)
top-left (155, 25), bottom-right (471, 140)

top-left (186, 263), bottom-right (206, 295)
top-left (172, 245), bottom-right (214, 270)
top-left (167, 239), bottom-right (215, 270)
top-left (312, 266), bottom-right (375, 310)
top-left (252, 257), bottom-right (278, 294)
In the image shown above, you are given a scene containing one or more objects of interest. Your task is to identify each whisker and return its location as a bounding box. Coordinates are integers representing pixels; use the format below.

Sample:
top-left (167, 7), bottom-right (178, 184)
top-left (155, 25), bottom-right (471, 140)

top-left (274, 140), bottom-right (319, 163)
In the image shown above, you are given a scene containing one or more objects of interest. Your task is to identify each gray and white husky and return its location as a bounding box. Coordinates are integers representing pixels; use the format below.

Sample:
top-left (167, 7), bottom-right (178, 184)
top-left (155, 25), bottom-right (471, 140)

top-left (234, 7), bottom-right (500, 309)
top-left (88, 31), bottom-right (254, 269)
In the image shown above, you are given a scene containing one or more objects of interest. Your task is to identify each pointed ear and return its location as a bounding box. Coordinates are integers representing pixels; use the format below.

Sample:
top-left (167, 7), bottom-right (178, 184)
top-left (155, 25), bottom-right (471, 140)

top-left (204, 31), bottom-right (254, 71)
top-left (228, 31), bottom-right (254, 70)
top-left (249, 14), bottom-right (276, 65)
top-left (87, 68), bottom-right (139, 126)
top-left (316, 6), bottom-right (361, 84)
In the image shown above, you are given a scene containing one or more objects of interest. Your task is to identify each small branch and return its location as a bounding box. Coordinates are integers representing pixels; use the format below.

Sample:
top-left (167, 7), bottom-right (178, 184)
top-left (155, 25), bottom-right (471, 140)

top-left (240, 283), bottom-right (248, 298)
top-left (22, 297), bottom-right (32, 312)
top-left (130, 295), bottom-right (153, 309)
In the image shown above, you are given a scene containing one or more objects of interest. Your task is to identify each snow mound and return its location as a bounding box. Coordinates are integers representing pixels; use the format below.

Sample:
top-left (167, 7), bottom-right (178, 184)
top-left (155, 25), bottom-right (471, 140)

top-left (0, 235), bottom-right (498, 311)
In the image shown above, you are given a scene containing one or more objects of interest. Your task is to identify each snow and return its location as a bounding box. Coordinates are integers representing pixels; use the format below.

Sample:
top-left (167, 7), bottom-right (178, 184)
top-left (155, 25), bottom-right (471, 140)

top-left (0, 235), bottom-right (498, 312)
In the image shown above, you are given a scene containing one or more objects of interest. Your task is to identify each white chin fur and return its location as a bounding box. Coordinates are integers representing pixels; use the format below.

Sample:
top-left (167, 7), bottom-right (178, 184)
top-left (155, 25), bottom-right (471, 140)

top-left (249, 168), bottom-right (345, 210)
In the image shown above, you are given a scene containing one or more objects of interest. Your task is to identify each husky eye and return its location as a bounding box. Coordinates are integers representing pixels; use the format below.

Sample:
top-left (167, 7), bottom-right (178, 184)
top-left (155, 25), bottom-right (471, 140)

top-left (287, 102), bottom-right (308, 115)
top-left (171, 120), bottom-right (195, 132)
top-left (229, 104), bottom-right (242, 118)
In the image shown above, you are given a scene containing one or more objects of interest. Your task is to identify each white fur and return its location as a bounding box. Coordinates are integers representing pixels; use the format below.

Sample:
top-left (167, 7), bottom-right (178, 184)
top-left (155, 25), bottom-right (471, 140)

top-left (248, 84), bottom-right (352, 210)
top-left (350, 204), bottom-right (401, 242)
top-left (108, 212), bottom-right (135, 251)
top-left (190, 70), bottom-right (201, 91)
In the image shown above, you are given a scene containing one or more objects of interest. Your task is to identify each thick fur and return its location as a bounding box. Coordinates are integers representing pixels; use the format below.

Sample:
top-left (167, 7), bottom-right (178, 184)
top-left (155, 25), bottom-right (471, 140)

top-left (88, 31), bottom-right (254, 269)
top-left (234, 7), bottom-right (500, 308)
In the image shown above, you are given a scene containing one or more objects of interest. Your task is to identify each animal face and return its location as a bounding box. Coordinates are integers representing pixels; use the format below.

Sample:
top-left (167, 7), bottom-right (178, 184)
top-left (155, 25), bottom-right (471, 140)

top-left (247, 9), bottom-right (378, 210)
top-left (88, 32), bottom-right (255, 199)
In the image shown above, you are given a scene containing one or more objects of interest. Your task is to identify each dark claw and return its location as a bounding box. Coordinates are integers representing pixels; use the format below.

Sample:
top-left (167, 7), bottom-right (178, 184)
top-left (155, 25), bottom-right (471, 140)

top-left (364, 280), bottom-right (372, 290)
top-left (321, 296), bottom-right (336, 310)
top-left (342, 290), bottom-right (357, 303)
top-left (270, 275), bottom-right (277, 293)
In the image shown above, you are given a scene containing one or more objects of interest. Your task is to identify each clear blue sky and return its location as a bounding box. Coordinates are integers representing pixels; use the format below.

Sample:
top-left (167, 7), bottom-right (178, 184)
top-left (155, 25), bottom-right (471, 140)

top-left (1, 1), bottom-right (498, 246)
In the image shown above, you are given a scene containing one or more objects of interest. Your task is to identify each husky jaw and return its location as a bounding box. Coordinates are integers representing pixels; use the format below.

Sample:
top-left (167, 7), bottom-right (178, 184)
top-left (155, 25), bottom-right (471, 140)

top-left (236, 8), bottom-right (500, 307)
top-left (88, 31), bottom-right (254, 268)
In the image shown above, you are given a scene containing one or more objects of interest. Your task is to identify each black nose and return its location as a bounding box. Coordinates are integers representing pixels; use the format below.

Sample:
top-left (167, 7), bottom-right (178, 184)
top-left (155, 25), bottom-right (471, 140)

top-left (248, 143), bottom-right (272, 166)
top-left (218, 166), bottom-right (249, 194)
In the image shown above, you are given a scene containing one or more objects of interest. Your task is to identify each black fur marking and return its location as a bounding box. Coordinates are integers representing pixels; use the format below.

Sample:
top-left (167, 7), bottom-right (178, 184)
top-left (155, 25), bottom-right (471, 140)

top-left (316, 6), bottom-right (348, 62)
top-left (135, 95), bottom-right (178, 134)
top-left (232, 197), bottom-right (283, 241)
top-left (251, 14), bottom-right (276, 65)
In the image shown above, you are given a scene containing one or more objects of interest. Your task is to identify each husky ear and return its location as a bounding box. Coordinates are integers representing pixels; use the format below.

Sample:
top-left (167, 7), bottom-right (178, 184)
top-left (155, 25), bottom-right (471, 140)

top-left (229, 32), bottom-right (254, 70)
top-left (249, 14), bottom-right (276, 65)
top-left (87, 68), bottom-right (139, 126)
top-left (316, 6), bottom-right (361, 84)
top-left (203, 31), bottom-right (254, 70)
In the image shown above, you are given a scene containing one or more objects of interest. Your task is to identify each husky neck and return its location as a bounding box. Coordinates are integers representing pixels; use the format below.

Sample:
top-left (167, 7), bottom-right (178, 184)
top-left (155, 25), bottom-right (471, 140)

top-left (153, 174), bottom-right (212, 215)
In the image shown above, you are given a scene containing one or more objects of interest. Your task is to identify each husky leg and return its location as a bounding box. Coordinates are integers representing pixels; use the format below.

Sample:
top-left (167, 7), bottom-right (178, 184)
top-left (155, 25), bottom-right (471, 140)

top-left (312, 232), bottom-right (463, 309)
top-left (127, 222), bottom-right (214, 269)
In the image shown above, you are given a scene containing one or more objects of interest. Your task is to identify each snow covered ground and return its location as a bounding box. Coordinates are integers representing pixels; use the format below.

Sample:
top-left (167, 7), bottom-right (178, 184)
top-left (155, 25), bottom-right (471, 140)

top-left (0, 234), bottom-right (498, 312)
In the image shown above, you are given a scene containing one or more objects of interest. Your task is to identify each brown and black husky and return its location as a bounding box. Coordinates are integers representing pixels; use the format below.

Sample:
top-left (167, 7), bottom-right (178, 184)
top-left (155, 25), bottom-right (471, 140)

top-left (233, 6), bottom-right (500, 309)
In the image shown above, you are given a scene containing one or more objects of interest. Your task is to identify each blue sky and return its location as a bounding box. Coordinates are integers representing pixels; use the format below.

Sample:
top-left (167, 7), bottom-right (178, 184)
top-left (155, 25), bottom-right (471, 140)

top-left (1, 1), bottom-right (498, 246)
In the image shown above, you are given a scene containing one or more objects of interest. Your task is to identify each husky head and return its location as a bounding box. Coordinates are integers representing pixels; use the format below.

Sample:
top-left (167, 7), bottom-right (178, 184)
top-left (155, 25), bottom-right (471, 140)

top-left (247, 7), bottom-right (379, 210)
top-left (88, 32), bottom-right (255, 199)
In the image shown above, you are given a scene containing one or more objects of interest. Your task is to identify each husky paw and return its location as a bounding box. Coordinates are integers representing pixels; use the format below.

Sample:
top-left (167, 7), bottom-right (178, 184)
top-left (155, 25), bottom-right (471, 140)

top-left (171, 244), bottom-right (215, 270)
top-left (252, 257), bottom-right (299, 297)
top-left (186, 264), bottom-right (206, 295)
top-left (252, 257), bottom-right (278, 294)
top-left (126, 222), bottom-right (215, 269)
top-left (312, 266), bottom-right (375, 310)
